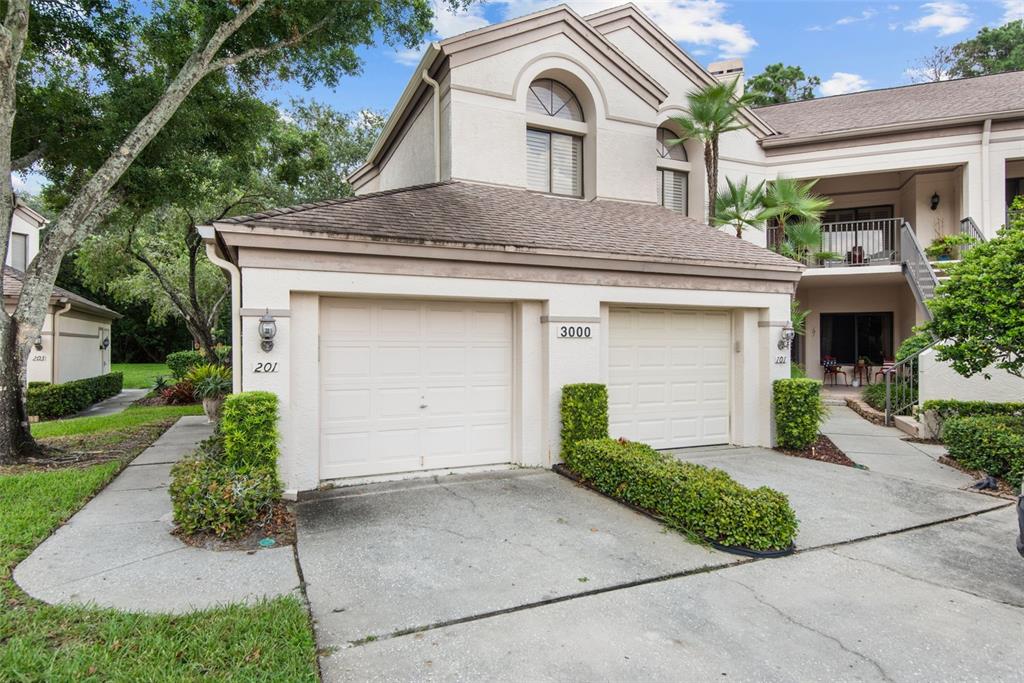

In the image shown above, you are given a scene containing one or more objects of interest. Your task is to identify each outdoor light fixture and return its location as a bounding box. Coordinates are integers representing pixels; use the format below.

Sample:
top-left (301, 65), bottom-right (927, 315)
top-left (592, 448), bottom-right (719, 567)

top-left (930, 192), bottom-right (940, 210)
top-left (32, 335), bottom-right (43, 350)
top-left (100, 336), bottom-right (110, 350)
top-left (258, 309), bottom-right (277, 352)
top-left (778, 327), bottom-right (796, 350)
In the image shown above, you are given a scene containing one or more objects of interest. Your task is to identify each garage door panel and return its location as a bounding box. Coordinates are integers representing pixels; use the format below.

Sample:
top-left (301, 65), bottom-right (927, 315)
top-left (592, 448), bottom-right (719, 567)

top-left (609, 308), bottom-right (731, 450)
top-left (320, 299), bottom-right (512, 480)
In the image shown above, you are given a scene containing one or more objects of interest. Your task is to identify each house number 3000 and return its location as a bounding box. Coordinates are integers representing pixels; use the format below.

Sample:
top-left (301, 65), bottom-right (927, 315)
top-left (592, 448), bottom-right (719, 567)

top-left (558, 325), bottom-right (592, 339)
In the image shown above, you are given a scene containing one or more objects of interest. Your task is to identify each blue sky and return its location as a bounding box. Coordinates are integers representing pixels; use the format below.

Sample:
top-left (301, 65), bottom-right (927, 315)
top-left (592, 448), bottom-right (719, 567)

top-left (15, 1), bottom-right (1024, 194)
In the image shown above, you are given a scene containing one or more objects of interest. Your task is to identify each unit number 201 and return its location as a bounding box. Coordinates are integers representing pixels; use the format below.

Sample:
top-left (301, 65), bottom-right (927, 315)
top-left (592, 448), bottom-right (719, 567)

top-left (253, 362), bottom-right (279, 373)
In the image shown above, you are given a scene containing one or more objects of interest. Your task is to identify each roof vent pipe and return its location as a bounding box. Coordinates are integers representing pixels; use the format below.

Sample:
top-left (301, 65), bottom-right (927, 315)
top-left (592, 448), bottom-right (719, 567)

top-left (421, 69), bottom-right (441, 182)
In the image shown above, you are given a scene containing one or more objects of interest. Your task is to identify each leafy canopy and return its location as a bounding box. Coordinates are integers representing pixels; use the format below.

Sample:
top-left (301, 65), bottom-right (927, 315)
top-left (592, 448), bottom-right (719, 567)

top-left (746, 63), bottom-right (820, 106)
top-left (669, 78), bottom-right (755, 146)
top-left (713, 176), bottom-right (768, 238)
top-left (926, 199), bottom-right (1024, 378)
top-left (948, 20), bottom-right (1024, 78)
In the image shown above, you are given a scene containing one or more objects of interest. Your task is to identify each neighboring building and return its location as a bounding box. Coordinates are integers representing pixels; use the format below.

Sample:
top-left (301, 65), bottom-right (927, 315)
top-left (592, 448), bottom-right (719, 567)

top-left (202, 3), bottom-right (1024, 495)
top-left (5, 201), bottom-right (119, 384)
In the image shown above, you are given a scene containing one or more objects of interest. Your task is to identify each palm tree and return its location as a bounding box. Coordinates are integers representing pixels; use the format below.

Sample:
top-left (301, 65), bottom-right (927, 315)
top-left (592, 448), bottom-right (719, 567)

top-left (669, 79), bottom-right (756, 221)
top-left (762, 177), bottom-right (832, 227)
top-left (713, 176), bottom-right (769, 238)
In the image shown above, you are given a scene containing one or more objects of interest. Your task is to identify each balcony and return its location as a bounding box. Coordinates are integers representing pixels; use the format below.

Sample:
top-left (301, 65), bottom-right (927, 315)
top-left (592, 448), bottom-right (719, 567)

top-left (767, 217), bottom-right (904, 268)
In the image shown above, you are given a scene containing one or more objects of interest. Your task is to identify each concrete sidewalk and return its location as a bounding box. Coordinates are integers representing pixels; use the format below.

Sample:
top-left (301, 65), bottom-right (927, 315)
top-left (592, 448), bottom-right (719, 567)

top-left (14, 416), bottom-right (300, 613)
top-left (822, 405), bottom-right (972, 489)
top-left (73, 389), bottom-right (148, 418)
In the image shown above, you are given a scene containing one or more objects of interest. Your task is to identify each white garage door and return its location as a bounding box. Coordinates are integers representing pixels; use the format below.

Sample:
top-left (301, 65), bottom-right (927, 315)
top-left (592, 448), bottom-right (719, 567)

top-left (319, 298), bottom-right (513, 480)
top-left (608, 308), bottom-right (731, 449)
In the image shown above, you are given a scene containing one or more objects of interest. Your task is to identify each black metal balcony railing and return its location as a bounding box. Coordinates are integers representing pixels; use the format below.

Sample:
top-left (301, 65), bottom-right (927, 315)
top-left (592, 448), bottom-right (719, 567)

top-left (767, 217), bottom-right (903, 267)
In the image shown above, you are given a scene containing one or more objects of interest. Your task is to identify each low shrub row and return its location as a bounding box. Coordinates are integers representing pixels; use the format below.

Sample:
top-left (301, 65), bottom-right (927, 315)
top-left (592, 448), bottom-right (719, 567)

top-left (566, 438), bottom-right (798, 551)
top-left (27, 372), bottom-right (124, 419)
top-left (165, 347), bottom-right (231, 379)
top-left (943, 416), bottom-right (1024, 485)
top-left (559, 383), bottom-right (799, 552)
top-left (773, 378), bottom-right (826, 449)
top-left (922, 400), bottom-right (1024, 421)
top-left (169, 391), bottom-right (281, 538)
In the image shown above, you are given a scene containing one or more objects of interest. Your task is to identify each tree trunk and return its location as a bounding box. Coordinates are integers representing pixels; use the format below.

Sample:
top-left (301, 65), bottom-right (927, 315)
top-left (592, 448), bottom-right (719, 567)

top-left (705, 137), bottom-right (718, 222)
top-left (0, 318), bottom-right (37, 463)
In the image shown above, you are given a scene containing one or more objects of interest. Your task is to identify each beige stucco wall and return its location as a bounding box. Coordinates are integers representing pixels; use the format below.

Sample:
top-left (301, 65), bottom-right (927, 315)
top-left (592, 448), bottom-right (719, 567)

top-left (920, 348), bottom-right (1024, 404)
top-left (232, 254), bottom-right (792, 495)
top-left (54, 310), bottom-right (112, 383)
top-left (8, 208), bottom-right (42, 269)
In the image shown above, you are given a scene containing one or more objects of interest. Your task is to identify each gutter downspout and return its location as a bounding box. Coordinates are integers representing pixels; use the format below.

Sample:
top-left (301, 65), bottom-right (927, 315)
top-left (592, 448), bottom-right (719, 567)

top-left (980, 118), bottom-right (992, 232)
top-left (51, 300), bottom-right (71, 384)
top-left (422, 69), bottom-right (441, 182)
top-left (203, 241), bottom-right (242, 393)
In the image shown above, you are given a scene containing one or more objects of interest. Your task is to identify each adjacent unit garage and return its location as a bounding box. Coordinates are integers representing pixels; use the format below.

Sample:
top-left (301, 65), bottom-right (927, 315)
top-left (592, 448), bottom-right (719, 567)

top-left (608, 307), bottom-right (731, 449)
top-left (319, 297), bottom-right (513, 480)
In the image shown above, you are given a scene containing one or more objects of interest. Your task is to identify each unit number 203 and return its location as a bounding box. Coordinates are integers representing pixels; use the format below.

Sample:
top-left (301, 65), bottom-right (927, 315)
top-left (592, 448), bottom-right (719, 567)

top-left (558, 325), bottom-right (592, 339)
top-left (253, 361), bottom-right (279, 373)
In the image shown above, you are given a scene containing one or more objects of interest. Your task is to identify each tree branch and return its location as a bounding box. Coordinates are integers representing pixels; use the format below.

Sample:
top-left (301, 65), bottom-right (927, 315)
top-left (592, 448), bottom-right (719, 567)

top-left (11, 143), bottom-right (43, 172)
top-left (209, 11), bottom-right (336, 71)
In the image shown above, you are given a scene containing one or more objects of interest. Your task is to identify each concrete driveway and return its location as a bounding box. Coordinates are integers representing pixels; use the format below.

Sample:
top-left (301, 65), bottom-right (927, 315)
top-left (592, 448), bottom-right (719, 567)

top-left (295, 450), bottom-right (1021, 681)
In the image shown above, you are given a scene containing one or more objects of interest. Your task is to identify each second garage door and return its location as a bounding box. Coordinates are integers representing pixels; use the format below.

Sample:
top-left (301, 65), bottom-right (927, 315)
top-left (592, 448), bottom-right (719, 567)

top-left (608, 308), bottom-right (731, 449)
top-left (320, 298), bottom-right (513, 480)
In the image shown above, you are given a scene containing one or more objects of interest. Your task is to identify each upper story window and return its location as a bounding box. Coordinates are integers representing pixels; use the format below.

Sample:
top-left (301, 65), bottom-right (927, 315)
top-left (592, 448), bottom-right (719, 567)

top-left (527, 79), bottom-right (584, 121)
top-left (526, 78), bottom-right (584, 197)
top-left (656, 127), bottom-right (687, 161)
top-left (10, 232), bottom-right (27, 271)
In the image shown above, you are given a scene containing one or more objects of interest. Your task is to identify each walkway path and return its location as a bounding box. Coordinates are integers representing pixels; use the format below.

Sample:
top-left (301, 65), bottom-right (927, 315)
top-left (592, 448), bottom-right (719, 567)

top-left (14, 416), bottom-right (300, 613)
top-left (73, 388), bottom-right (148, 418)
top-left (822, 405), bottom-right (973, 489)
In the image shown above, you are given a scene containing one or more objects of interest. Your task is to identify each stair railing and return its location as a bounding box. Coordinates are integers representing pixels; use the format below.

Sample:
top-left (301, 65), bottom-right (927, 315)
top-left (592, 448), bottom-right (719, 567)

top-left (900, 221), bottom-right (940, 319)
top-left (958, 216), bottom-right (985, 256)
top-left (884, 340), bottom-right (937, 426)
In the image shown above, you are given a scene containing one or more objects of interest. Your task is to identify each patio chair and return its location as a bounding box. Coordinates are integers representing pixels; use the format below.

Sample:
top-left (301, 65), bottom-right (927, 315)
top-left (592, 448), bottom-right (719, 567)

top-left (874, 359), bottom-right (897, 382)
top-left (822, 357), bottom-right (848, 385)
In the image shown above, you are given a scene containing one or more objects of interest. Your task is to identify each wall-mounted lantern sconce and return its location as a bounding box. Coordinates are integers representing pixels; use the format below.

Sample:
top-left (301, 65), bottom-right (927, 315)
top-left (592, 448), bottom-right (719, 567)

top-left (258, 309), bottom-right (277, 352)
top-left (100, 336), bottom-right (110, 351)
top-left (778, 327), bottom-right (796, 350)
top-left (33, 335), bottom-right (43, 350)
top-left (930, 192), bottom-right (940, 211)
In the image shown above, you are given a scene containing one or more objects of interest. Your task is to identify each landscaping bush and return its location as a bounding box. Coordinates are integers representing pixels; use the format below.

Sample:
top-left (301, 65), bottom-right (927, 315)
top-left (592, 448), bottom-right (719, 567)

top-left (221, 391), bottom-right (279, 471)
top-left (169, 456), bottom-right (280, 538)
top-left (165, 350), bottom-right (204, 379)
top-left (922, 399), bottom-right (1024, 421)
top-left (773, 378), bottom-right (825, 449)
top-left (896, 329), bottom-right (934, 363)
top-left (26, 372), bottom-right (124, 419)
top-left (943, 416), bottom-right (1024, 484)
top-left (560, 383), bottom-right (608, 460)
top-left (160, 380), bottom-right (197, 405)
top-left (565, 438), bottom-right (798, 551)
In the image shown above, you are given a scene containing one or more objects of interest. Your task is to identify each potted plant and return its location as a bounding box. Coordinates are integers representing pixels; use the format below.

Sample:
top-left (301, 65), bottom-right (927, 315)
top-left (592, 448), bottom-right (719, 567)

top-left (924, 234), bottom-right (976, 261)
top-left (185, 363), bottom-right (232, 422)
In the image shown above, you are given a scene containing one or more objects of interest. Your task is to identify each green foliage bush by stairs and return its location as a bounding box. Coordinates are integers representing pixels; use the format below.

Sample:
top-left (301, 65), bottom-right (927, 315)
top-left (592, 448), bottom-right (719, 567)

top-left (170, 391), bottom-right (281, 538)
top-left (773, 378), bottom-right (826, 449)
top-left (166, 347), bottom-right (232, 379)
top-left (565, 438), bottom-right (798, 551)
top-left (942, 416), bottom-right (1024, 485)
top-left (27, 372), bottom-right (124, 420)
top-left (862, 380), bottom-right (918, 414)
top-left (560, 383), bottom-right (608, 459)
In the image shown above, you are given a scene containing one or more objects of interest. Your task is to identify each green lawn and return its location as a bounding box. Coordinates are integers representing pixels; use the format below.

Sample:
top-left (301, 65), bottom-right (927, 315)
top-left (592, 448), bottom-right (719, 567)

top-left (31, 404), bottom-right (205, 439)
top-left (112, 362), bottom-right (171, 389)
top-left (0, 414), bottom-right (318, 681)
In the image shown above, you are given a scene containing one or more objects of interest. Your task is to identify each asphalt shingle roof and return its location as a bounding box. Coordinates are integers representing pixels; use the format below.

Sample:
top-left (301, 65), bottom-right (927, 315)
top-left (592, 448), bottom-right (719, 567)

top-left (217, 181), bottom-right (800, 271)
top-left (754, 71), bottom-right (1024, 139)
top-left (3, 266), bottom-right (119, 318)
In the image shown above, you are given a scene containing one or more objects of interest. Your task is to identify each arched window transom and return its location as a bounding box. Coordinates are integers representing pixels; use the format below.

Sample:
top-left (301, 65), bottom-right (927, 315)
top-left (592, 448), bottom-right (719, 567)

top-left (527, 79), bottom-right (584, 122)
top-left (657, 127), bottom-right (687, 161)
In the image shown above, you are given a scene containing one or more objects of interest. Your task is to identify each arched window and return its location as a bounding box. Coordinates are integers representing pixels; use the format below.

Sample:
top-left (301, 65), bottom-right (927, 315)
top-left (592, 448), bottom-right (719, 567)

top-left (656, 127), bottom-right (687, 161)
top-left (527, 79), bottom-right (584, 121)
top-left (656, 127), bottom-right (689, 214)
top-left (526, 78), bottom-right (584, 197)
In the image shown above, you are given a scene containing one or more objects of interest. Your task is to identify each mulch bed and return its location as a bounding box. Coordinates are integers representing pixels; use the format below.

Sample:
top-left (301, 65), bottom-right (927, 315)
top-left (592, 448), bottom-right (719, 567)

top-left (174, 501), bottom-right (297, 552)
top-left (937, 455), bottom-right (1019, 499)
top-left (0, 420), bottom-right (175, 474)
top-left (775, 434), bottom-right (860, 468)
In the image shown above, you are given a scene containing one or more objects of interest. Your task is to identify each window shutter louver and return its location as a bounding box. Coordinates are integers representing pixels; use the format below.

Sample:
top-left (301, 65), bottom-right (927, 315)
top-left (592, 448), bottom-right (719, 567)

top-left (526, 129), bottom-right (551, 192)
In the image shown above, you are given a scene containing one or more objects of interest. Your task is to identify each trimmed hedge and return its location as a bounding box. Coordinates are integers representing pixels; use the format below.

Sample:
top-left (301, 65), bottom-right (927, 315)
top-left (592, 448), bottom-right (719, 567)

top-left (221, 391), bottom-right (279, 471)
top-left (169, 456), bottom-right (280, 538)
top-left (773, 378), bottom-right (826, 449)
top-left (165, 350), bottom-right (204, 379)
top-left (565, 438), bottom-right (798, 551)
top-left (922, 400), bottom-right (1024, 420)
top-left (943, 416), bottom-right (1024, 484)
top-left (27, 372), bottom-right (124, 420)
top-left (560, 383), bottom-right (608, 460)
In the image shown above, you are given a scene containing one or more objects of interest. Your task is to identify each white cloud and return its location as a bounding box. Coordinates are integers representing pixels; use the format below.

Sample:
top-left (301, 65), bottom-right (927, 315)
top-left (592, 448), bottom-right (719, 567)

top-left (392, 47), bottom-right (426, 66)
top-left (820, 72), bottom-right (869, 96)
top-left (1002, 0), bottom-right (1024, 22)
top-left (498, 0), bottom-right (757, 57)
top-left (904, 66), bottom-right (950, 82)
top-left (905, 1), bottom-right (971, 35)
top-left (836, 9), bottom-right (878, 25)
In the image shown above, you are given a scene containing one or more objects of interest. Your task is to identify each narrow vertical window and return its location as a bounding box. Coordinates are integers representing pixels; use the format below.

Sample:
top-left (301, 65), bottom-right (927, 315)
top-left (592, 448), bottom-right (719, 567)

top-left (525, 79), bottom-right (584, 198)
top-left (10, 233), bottom-right (27, 271)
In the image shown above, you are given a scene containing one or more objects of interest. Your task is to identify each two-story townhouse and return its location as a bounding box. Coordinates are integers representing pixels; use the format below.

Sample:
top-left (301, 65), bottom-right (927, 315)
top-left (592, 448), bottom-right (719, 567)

top-left (201, 3), bottom-right (1023, 495)
top-left (5, 200), bottom-right (120, 384)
